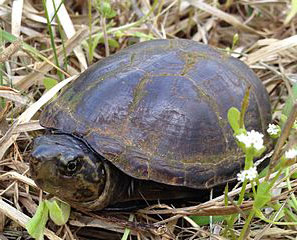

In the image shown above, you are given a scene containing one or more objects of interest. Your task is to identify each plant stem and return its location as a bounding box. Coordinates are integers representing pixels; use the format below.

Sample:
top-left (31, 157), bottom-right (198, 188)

top-left (227, 152), bottom-right (253, 235)
top-left (88, 0), bottom-right (93, 63)
top-left (238, 209), bottom-right (255, 240)
top-left (244, 151), bottom-right (253, 169)
top-left (237, 180), bottom-right (248, 205)
top-left (42, 0), bottom-right (63, 80)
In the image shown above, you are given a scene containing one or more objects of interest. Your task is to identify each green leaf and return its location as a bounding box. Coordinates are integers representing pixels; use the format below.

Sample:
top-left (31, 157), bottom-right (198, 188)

top-left (232, 33), bottom-right (239, 49)
top-left (98, 38), bottom-right (119, 48)
top-left (291, 172), bottom-right (297, 178)
top-left (254, 207), bottom-right (266, 220)
top-left (107, 38), bottom-right (119, 48)
top-left (94, 0), bottom-right (116, 19)
top-left (227, 107), bottom-right (241, 134)
top-left (26, 201), bottom-right (49, 240)
top-left (90, 32), bottom-right (103, 59)
top-left (45, 199), bottom-right (71, 226)
top-left (121, 214), bottom-right (134, 240)
top-left (285, 0), bottom-right (297, 24)
top-left (280, 114), bottom-right (288, 128)
top-left (101, 1), bottom-right (116, 18)
top-left (0, 28), bottom-right (54, 63)
top-left (253, 146), bottom-right (266, 158)
top-left (284, 206), bottom-right (297, 222)
top-left (43, 77), bottom-right (58, 91)
top-left (253, 182), bottom-right (271, 210)
top-left (258, 165), bottom-right (269, 178)
top-left (190, 215), bottom-right (225, 226)
top-left (133, 32), bottom-right (155, 41)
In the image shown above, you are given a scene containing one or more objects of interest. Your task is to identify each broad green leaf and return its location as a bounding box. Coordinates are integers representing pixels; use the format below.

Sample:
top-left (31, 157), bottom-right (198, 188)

top-left (258, 165), bottom-right (269, 178)
top-left (253, 182), bottom-right (271, 210)
top-left (90, 32), bottom-right (103, 60)
top-left (190, 215), bottom-right (225, 226)
top-left (94, 0), bottom-right (116, 19)
top-left (107, 38), bottom-right (119, 48)
top-left (288, 196), bottom-right (297, 212)
top-left (284, 207), bottom-right (297, 222)
top-left (114, 30), bottom-right (125, 38)
top-left (45, 199), bottom-right (71, 226)
top-left (43, 77), bottom-right (58, 91)
top-left (26, 201), bottom-right (49, 240)
top-left (101, 1), bottom-right (116, 18)
top-left (291, 172), bottom-right (297, 178)
top-left (280, 114), bottom-right (288, 127)
top-left (254, 207), bottom-right (266, 220)
top-left (253, 146), bottom-right (266, 158)
top-left (227, 107), bottom-right (241, 134)
top-left (98, 38), bottom-right (120, 48)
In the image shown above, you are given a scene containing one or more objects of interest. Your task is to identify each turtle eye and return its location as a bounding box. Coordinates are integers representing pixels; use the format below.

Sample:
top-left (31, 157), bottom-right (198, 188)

top-left (66, 159), bottom-right (78, 173)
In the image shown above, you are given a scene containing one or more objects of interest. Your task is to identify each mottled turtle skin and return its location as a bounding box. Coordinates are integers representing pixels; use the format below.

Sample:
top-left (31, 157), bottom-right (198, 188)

top-left (30, 39), bottom-right (271, 210)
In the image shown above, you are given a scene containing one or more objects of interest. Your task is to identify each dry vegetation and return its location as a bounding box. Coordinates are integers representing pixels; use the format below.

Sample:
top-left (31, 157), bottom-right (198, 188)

top-left (0, 0), bottom-right (297, 239)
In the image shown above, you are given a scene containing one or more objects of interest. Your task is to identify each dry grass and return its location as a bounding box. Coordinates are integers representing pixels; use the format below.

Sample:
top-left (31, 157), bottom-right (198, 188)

top-left (1, 0), bottom-right (297, 239)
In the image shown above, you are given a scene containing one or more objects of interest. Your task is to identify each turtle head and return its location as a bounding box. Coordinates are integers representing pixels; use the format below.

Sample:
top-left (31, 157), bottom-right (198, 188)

top-left (30, 134), bottom-right (107, 208)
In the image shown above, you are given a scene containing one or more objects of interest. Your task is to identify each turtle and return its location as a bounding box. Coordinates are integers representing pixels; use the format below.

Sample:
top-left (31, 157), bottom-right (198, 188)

top-left (30, 39), bottom-right (271, 210)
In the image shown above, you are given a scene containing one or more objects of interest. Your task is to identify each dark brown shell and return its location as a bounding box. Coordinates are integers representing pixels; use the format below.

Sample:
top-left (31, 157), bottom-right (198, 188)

top-left (40, 39), bottom-right (271, 188)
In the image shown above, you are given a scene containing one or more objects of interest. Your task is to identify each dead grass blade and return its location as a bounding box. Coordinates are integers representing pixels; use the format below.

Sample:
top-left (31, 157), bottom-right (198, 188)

top-left (70, 212), bottom-right (173, 238)
top-left (11, 0), bottom-right (23, 37)
top-left (0, 75), bottom-right (77, 160)
top-left (0, 171), bottom-right (36, 188)
top-left (186, 0), bottom-right (263, 35)
top-left (0, 39), bottom-right (22, 63)
top-left (16, 27), bottom-right (89, 90)
top-left (245, 35), bottom-right (297, 65)
top-left (13, 120), bottom-right (43, 134)
top-left (46, 0), bottom-right (87, 70)
top-left (0, 87), bottom-right (31, 106)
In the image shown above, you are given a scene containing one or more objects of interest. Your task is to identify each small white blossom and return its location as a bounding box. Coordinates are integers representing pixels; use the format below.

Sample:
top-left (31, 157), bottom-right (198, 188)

top-left (237, 167), bottom-right (258, 182)
top-left (285, 148), bottom-right (297, 159)
top-left (236, 130), bottom-right (264, 151)
top-left (267, 124), bottom-right (281, 136)
top-left (237, 171), bottom-right (247, 182)
top-left (245, 167), bottom-right (258, 180)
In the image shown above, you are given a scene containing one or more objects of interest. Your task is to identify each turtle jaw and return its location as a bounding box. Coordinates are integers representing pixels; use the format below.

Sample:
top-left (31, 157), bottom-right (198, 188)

top-left (30, 134), bottom-right (107, 208)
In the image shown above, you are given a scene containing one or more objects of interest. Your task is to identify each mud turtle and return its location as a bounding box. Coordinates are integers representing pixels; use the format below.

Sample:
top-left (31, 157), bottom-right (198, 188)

top-left (30, 39), bottom-right (271, 210)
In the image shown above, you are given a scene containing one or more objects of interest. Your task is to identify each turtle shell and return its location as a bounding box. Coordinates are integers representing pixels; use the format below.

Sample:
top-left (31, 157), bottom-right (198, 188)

top-left (40, 39), bottom-right (271, 189)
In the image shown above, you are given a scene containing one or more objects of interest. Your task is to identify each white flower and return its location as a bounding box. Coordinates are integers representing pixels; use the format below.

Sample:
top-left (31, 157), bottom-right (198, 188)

top-left (267, 124), bottom-right (280, 136)
top-left (245, 167), bottom-right (258, 180)
top-left (237, 167), bottom-right (258, 182)
top-left (237, 171), bottom-right (247, 182)
top-left (236, 130), bottom-right (264, 151)
top-left (285, 148), bottom-right (297, 159)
